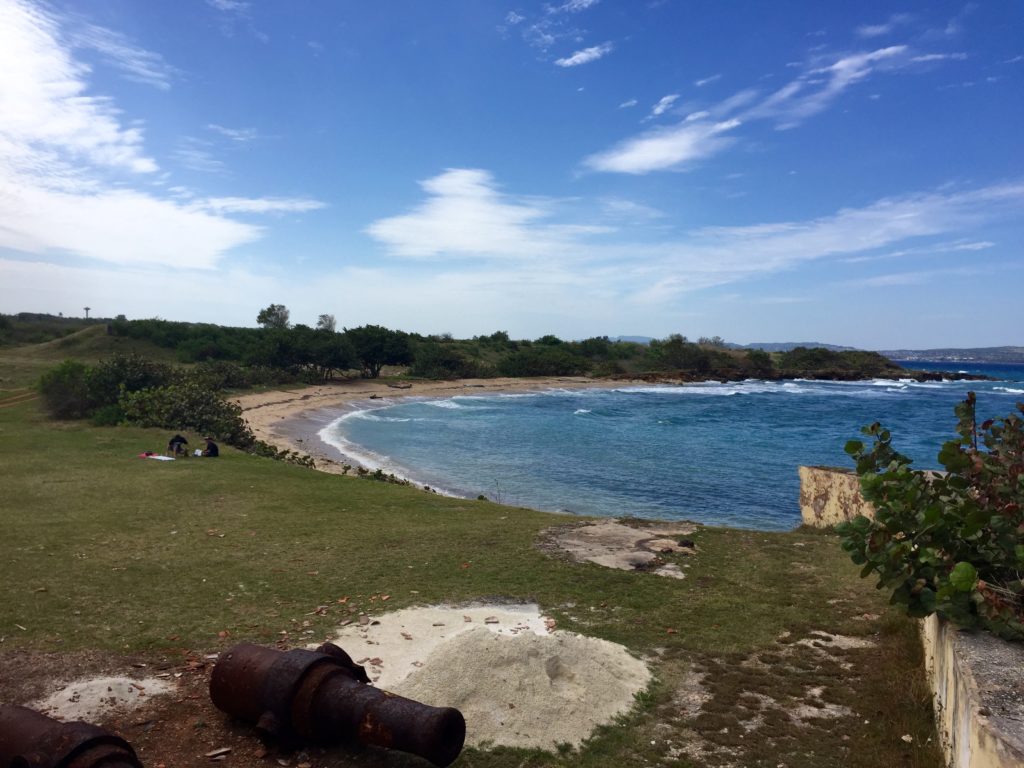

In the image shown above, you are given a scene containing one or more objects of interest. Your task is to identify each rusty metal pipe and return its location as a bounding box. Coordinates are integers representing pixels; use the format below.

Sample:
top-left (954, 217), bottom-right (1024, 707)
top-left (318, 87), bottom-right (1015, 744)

top-left (0, 705), bottom-right (142, 768)
top-left (210, 642), bottom-right (465, 767)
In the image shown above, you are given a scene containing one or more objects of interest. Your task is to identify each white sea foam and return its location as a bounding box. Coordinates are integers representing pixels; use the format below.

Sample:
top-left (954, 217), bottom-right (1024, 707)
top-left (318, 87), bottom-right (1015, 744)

top-left (994, 386), bottom-right (1024, 395)
top-left (574, 408), bottom-right (592, 415)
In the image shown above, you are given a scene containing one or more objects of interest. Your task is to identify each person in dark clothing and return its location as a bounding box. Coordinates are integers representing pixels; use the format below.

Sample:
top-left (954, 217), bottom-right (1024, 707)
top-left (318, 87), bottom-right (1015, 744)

top-left (167, 434), bottom-right (188, 456)
top-left (202, 436), bottom-right (219, 457)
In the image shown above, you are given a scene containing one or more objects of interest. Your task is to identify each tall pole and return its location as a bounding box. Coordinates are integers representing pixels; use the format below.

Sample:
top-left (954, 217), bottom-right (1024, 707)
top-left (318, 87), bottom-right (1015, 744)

top-left (84, 306), bottom-right (91, 319)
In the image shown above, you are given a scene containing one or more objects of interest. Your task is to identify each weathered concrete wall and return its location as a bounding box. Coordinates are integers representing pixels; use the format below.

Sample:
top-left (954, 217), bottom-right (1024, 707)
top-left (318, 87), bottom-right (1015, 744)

top-left (922, 615), bottom-right (1024, 768)
top-left (798, 466), bottom-right (875, 527)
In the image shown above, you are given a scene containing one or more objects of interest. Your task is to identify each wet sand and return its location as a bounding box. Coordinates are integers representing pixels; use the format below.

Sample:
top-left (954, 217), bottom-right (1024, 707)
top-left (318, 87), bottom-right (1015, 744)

top-left (233, 377), bottom-right (624, 477)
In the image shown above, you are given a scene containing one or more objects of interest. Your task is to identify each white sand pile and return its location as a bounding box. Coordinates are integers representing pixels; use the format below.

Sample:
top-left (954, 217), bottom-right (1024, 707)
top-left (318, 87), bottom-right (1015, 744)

top-left (32, 676), bottom-right (175, 721)
top-left (326, 603), bottom-right (651, 750)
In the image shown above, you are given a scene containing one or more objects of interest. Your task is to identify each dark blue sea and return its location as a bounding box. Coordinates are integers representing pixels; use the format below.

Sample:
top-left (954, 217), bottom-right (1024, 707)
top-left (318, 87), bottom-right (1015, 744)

top-left (320, 363), bottom-right (1024, 532)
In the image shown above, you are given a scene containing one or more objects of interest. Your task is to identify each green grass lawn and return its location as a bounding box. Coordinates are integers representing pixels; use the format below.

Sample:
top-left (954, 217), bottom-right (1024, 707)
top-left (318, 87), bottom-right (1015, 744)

top-left (0, 388), bottom-right (943, 767)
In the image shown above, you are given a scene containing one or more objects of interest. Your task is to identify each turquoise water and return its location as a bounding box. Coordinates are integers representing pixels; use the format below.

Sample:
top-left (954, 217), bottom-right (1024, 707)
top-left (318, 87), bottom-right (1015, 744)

top-left (321, 364), bottom-right (1024, 531)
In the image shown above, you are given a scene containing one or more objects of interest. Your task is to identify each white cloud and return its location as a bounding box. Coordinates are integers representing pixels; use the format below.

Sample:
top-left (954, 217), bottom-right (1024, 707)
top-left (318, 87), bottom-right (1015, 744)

top-left (0, 0), bottom-right (158, 175)
top-left (198, 197), bottom-right (326, 215)
top-left (695, 74), bottom-right (721, 87)
top-left (583, 118), bottom-right (741, 174)
top-left (648, 94), bottom-right (679, 118)
top-left (0, 0), bottom-right (321, 272)
top-left (505, 11), bottom-right (525, 25)
top-left (0, 182), bottom-right (260, 269)
top-left (366, 169), bottom-right (609, 259)
top-left (555, 42), bottom-right (613, 67)
top-left (68, 18), bottom-right (178, 90)
top-left (618, 98), bottom-right (637, 108)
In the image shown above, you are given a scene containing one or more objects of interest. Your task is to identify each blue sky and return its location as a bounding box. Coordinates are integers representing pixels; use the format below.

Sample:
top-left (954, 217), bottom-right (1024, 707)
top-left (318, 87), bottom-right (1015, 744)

top-left (1, 0), bottom-right (1021, 348)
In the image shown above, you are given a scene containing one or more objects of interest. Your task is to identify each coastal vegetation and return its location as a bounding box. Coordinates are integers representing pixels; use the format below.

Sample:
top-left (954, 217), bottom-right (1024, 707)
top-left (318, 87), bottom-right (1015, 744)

top-left (838, 393), bottom-right (1024, 640)
top-left (3, 310), bottom-right (922, 388)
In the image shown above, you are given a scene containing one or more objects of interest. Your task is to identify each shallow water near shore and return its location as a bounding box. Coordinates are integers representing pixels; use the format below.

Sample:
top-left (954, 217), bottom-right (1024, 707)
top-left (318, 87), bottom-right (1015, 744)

top-left (320, 363), bottom-right (1024, 531)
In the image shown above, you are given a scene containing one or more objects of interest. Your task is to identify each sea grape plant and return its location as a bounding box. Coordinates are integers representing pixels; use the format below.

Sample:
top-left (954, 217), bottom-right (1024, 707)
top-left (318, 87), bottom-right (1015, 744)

top-left (836, 392), bottom-right (1024, 640)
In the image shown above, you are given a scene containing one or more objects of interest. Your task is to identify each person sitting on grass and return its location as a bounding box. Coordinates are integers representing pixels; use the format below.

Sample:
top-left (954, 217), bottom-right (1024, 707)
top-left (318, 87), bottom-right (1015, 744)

top-left (202, 436), bottom-right (219, 457)
top-left (167, 434), bottom-right (188, 456)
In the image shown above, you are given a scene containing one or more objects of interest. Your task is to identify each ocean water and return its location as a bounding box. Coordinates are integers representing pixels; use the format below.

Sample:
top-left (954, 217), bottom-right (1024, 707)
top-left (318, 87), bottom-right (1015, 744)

top-left (320, 364), bottom-right (1024, 532)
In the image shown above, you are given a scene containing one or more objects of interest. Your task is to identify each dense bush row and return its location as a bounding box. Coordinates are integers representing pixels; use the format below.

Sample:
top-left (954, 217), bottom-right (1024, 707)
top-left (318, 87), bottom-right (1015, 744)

top-left (17, 311), bottom-right (902, 382)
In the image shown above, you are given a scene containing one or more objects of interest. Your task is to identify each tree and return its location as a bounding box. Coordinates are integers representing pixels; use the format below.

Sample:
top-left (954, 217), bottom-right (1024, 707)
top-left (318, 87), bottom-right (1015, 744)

top-left (344, 325), bottom-right (413, 378)
top-left (698, 335), bottom-right (726, 347)
top-left (745, 348), bottom-right (773, 374)
top-left (256, 304), bottom-right (290, 329)
top-left (316, 314), bottom-right (336, 333)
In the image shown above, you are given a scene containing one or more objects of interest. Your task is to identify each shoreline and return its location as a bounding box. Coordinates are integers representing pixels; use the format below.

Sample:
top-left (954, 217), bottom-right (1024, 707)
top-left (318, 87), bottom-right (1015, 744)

top-left (233, 376), bottom-right (620, 479)
top-left (234, 369), bottom-right (1003, 486)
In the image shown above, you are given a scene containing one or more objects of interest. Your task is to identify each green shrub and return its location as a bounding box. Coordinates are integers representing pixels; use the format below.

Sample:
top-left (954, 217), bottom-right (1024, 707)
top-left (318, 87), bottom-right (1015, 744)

top-left (119, 383), bottom-right (254, 447)
top-left (837, 393), bottom-right (1024, 640)
top-left (410, 342), bottom-right (485, 379)
top-left (37, 360), bottom-right (93, 419)
top-left (497, 346), bottom-right (590, 377)
top-left (88, 353), bottom-right (173, 405)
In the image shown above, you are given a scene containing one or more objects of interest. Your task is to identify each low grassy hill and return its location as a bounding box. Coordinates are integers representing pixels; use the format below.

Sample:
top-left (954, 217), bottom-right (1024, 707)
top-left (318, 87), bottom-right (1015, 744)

top-left (0, 325), bottom-right (178, 390)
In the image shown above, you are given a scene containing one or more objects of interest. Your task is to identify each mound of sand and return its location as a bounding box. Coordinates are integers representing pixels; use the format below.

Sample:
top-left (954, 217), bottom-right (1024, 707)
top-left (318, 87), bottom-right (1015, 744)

top-left (326, 603), bottom-right (651, 750)
top-left (32, 676), bottom-right (175, 721)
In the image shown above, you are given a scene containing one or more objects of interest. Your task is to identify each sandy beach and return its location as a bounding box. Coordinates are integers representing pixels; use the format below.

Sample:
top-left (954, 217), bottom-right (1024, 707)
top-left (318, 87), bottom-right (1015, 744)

top-left (233, 376), bottom-right (618, 478)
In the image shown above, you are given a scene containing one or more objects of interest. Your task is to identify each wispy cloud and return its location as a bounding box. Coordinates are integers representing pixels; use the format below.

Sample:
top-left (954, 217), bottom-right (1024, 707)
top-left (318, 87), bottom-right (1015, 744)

top-left (911, 52), bottom-right (967, 63)
top-left (752, 46), bottom-right (908, 129)
top-left (67, 18), bottom-right (178, 90)
top-left (549, 0), bottom-right (600, 13)
top-left (586, 44), bottom-right (924, 173)
top-left (206, 0), bottom-right (249, 12)
top-left (207, 124), bottom-right (260, 142)
top-left (647, 94), bottom-right (679, 118)
top-left (584, 119), bottom-right (741, 174)
top-left (504, 1), bottom-right (600, 54)
top-left (198, 197), bottom-right (326, 215)
top-left (855, 14), bottom-right (911, 38)
top-left (845, 267), bottom-right (982, 288)
top-left (695, 74), bottom-right (721, 87)
top-left (555, 42), bottom-right (613, 67)
top-left (174, 138), bottom-right (225, 173)
top-left (600, 198), bottom-right (665, 220)
top-left (618, 98), bottom-right (637, 108)
top-left (368, 170), bottom-right (1024, 305)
